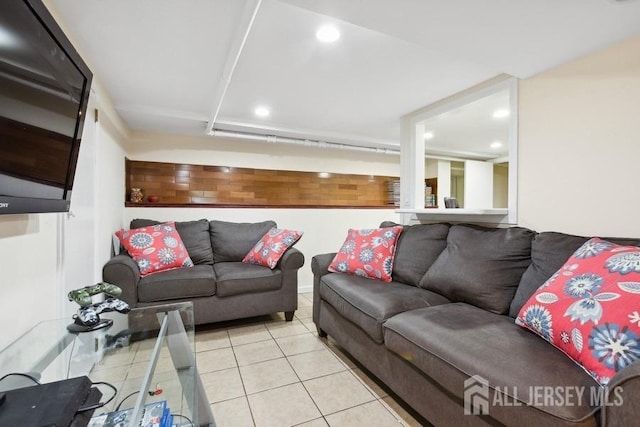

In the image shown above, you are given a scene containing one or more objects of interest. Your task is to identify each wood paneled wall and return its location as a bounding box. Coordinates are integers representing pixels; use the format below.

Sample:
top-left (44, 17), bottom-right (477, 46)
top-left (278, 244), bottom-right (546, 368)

top-left (127, 160), bottom-right (397, 208)
top-left (0, 116), bottom-right (73, 187)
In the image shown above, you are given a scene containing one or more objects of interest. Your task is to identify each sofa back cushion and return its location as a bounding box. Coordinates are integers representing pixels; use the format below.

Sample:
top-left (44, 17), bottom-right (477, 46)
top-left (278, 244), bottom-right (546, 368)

top-left (381, 221), bottom-right (450, 287)
top-left (420, 224), bottom-right (535, 314)
top-left (509, 232), bottom-right (640, 317)
top-left (515, 238), bottom-right (640, 386)
top-left (508, 232), bottom-right (587, 317)
top-left (209, 220), bottom-right (277, 262)
top-left (130, 219), bottom-right (213, 265)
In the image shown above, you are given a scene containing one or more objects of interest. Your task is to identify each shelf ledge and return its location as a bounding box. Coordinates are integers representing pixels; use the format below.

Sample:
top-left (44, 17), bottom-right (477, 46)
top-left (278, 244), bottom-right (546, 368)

top-left (395, 208), bottom-right (512, 224)
top-left (396, 208), bottom-right (508, 215)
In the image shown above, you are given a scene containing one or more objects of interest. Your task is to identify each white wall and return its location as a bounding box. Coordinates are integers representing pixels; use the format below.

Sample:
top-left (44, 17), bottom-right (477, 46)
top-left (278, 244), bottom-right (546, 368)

top-left (0, 214), bottom-right (61, 349)
top-left (95, 108), bottom-right (129, 264)
top-left (127, 132), bottom-right (403, 290)
top-left (518, 34), bottom-right (640, 237)
top-left (464, 160), bottom-right (493, 208)
top-left (128, 131), bottom-right (401, 176)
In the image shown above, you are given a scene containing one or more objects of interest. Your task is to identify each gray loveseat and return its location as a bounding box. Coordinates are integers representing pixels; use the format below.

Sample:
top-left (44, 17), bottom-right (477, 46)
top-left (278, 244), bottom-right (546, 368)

top-left (103, 219), bottom-right (304, 325)
top-left (312, 222), bottom-right (640, 427)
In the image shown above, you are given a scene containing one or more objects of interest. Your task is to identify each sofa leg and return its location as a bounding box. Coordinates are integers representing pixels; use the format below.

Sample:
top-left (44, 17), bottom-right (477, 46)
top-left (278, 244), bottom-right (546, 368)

top-left (317, 326), bottom-right (327, 338)
top-left (285, 311), bottom-right (295, 321)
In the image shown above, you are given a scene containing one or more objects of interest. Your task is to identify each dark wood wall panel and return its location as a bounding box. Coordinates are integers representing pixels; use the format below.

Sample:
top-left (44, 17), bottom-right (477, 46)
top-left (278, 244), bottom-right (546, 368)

top-left (126, 160), bottom-right (396, 208)
top-left (0, 116), bottom-right (73, 187)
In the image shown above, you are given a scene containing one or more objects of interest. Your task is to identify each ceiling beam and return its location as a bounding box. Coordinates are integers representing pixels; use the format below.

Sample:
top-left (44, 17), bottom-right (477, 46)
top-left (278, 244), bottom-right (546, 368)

top-left (204, 0), bottom-right (262, 136)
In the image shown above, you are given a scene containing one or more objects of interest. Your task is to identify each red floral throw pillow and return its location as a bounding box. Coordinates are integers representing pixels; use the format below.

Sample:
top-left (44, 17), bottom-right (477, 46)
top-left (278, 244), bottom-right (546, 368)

top-left (328, 226), bottom-right (403, 282)
top-left (116, 222), bottom-right (194, 276)
top-left (242, 228), bottom-right (303, 269)
top-left (516, 238), bottom-right (640, 385)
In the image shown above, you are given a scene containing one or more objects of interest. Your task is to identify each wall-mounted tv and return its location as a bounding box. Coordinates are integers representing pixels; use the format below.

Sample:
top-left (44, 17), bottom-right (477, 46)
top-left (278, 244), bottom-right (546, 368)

top-left (0, 0), bottom-right (93, 214)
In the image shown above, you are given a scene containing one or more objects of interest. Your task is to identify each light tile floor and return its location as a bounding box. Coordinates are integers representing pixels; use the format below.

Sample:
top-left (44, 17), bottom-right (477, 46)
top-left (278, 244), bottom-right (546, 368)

top-left (195, 292), bottom-right (428, 427)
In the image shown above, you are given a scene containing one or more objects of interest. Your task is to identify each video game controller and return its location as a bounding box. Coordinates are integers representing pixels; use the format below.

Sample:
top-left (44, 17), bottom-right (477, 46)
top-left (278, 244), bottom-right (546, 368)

top-left (67, 282), bottom-right (122, 307)
top-left (76, 298), bottom-right (131, 326)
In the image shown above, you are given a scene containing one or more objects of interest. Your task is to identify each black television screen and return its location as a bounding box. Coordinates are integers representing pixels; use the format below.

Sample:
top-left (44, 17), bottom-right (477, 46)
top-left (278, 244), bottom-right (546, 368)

top-left (0, 0), bottom-right (92, 214)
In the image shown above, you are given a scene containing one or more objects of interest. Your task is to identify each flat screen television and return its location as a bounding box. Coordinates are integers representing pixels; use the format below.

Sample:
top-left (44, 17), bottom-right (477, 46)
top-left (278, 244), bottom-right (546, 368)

top-left (0, 0), bottom-right (93, 214)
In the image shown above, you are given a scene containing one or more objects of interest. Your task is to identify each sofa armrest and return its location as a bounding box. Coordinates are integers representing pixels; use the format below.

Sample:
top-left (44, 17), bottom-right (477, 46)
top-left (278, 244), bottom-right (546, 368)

top-left (279, 247), bottom-right (305, 270)
top-left (311, 252), bottom-right (336, 277)
top-left (102, 254), bottom-right (140, 307)
top-left (602, 360), bottom-right (640, 426)
top-left (311, 253), bottom-right (336, 326)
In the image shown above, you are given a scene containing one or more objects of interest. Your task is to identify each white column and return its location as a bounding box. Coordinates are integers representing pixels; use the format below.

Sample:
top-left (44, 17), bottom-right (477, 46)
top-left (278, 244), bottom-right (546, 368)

top-left (437, 160), bottom-right (451, 208)
top-left (400, 118), bottom-right (425, 210)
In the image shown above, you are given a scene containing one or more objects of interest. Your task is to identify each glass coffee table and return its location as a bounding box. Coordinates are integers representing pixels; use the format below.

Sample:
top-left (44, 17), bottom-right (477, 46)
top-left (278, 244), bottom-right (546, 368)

top-left (0, 302), bottom-right (215, 427)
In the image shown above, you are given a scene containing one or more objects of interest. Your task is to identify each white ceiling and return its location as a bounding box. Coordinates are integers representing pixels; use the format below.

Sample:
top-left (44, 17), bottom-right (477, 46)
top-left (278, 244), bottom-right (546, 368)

top-left (48, 0), bottom-right (640, 150)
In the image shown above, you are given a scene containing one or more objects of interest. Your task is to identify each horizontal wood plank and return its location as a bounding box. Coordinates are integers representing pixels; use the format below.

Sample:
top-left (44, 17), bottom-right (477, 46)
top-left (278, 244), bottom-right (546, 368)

top-left (126, 159), bottom-right (399, 207)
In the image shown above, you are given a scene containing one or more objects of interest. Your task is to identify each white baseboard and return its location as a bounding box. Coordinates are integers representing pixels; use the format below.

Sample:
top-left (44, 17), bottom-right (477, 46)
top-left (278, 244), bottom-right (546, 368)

top-left (298, 284), bottom-right (313, 294)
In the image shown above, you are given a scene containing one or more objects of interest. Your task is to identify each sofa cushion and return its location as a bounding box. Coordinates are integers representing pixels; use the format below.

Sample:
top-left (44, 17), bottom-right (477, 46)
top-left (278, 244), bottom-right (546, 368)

top-left (383, 304), bottom-right (599, 423)
top-left (214, 262), bottom-right (282, 297)
top-left (381, 221), bottom-right (449, 287)
top-left (509, 232), bottom-right (587, 317)
top-left (138, 264), bottom-right (215, 302)
top-left (242, 228), bottom-right (303, 269)
top-left (319, 272), bottom-right (450, 344)
top-left (509, 232), bottom-right (640, 317)
top-left (516, 238), bottom-right (640, 386)
top-left (420, 224), bottom-right (534, 314)
top-left (328, 226), bottom-right (403, 282)
top-left (116, 222), bottom-right (194, 276)
top-left (130, 218), bottom-right (214, 265)
top-left (210, 220), bottom-right (277, 262)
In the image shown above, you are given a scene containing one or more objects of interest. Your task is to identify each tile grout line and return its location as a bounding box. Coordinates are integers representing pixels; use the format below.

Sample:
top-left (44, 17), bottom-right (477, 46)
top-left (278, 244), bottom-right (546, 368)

top-left (268, 322), bottom-right (326, 426)
top-left (195, 304), bottom-right (414, 427)
top-left (217, 327), bottom-right (258, 427)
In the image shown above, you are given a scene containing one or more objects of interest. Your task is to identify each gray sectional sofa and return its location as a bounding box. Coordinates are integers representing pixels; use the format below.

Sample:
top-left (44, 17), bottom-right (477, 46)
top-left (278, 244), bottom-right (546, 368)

top-left (103, 219), bottom-right (304, 325)
top-left (312, 222), bottom-right (640, 427)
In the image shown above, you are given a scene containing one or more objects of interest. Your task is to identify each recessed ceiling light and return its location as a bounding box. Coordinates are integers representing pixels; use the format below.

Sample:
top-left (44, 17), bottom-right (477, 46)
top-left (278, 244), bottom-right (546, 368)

top-left (318, 172), bottom-right (331, 178)
top-left (316, 25), bottom-right (340, 43)
top-left (254, 106), bottom-right (270, 117)
top-left (0, 27), bottom-right (18, 47)
top-left (424, 131), bottom-right (434, 140)
top-left (492, 109), bottom-right (510, 119)
top-left (490, 141), bottom-right (503, 149)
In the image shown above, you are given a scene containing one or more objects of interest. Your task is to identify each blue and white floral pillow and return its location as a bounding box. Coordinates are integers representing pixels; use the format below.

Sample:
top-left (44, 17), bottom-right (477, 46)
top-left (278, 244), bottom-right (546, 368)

top-left (242, 228), bottom-right (303, 269)
top-left (516, 238), bottom-right (640, 386)
top-left (116, 221), bottom-right (193, 276)
top-left (328, 226), bottom-right (403, 282)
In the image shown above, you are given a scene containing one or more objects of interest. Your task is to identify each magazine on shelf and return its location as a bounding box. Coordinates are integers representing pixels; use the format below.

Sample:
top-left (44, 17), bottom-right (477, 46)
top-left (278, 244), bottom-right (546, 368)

top-left (88, 400), bottom-right (169, 427)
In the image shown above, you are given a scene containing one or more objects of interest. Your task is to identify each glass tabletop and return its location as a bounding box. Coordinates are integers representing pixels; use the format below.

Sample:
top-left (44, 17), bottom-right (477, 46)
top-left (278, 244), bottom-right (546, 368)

top-left (0, 301), bottom-right (214, 427)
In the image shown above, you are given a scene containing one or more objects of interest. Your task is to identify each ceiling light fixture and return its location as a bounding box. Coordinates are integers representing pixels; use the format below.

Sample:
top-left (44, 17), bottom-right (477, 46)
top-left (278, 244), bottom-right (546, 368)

top-left (492, 109), bottom-right (510, 119)
top-left (0, 27), bottom-right (18, 47)
top-left (490, 141), bottom-right (503, 149)
top-left (424, 131), bottom-right (434, 140)
top-left (254, 106), bottom-right (270, 117)
top-left (316, 25), bottom-right (340, 43)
